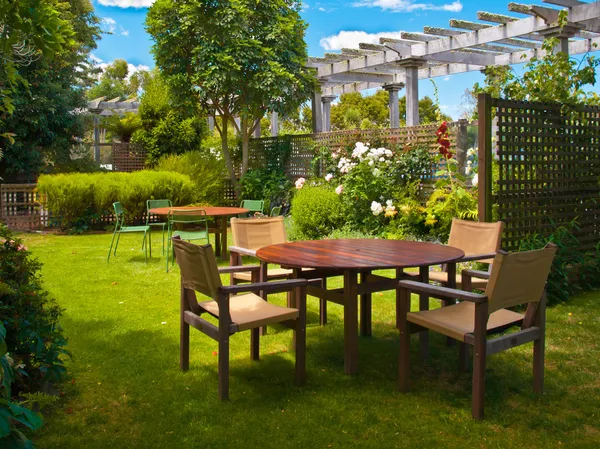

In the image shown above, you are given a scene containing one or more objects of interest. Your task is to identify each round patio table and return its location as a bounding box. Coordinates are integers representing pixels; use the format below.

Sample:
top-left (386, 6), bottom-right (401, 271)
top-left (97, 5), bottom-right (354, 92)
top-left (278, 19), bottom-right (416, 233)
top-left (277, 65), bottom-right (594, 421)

top-left (149, 206), bottom-right (248, 260)
top-left (257, 239), bottom-right (465, 375)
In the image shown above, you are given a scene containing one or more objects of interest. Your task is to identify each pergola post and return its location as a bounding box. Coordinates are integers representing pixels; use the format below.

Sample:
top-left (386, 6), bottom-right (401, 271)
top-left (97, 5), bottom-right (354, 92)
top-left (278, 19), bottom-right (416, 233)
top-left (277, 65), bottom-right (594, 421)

top-left (208, 116), bottom-right (215, 133)
top-left (271, 112), bottom-right (279, 136)
top-left (396, 58), bottom-right (426, 127)
top-left (538, 24), bottom-right (580, 56)
top-left (93, 115), bottom-right (100, 162)
top-left (383, 83), bottom-right (404, 129)
top-left (311, 86), bottom-right (323, 133)
top-left (321, 95), bottom-right (336, 132)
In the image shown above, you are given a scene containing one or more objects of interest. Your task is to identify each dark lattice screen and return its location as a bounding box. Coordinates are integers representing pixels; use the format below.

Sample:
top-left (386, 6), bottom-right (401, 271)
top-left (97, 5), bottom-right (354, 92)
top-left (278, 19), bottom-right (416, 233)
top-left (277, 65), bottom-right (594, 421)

top-left (495, 99), bottom-right (600, 250)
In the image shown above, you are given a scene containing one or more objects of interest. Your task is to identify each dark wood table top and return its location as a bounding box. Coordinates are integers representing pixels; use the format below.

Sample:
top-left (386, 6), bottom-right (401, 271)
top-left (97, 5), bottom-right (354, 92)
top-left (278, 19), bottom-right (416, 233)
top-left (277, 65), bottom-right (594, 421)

top-left (256, 239), bottom-right (465, 270)
top-left (149, 206), bottom-right (249, 217)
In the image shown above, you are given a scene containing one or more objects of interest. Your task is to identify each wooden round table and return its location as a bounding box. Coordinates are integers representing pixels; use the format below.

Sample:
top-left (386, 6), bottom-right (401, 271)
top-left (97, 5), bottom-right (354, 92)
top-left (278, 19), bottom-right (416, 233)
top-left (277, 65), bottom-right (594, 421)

top-left (257, 239), bottom-right (465, 375)
top-left (149, 206), bottom-right (248, 260)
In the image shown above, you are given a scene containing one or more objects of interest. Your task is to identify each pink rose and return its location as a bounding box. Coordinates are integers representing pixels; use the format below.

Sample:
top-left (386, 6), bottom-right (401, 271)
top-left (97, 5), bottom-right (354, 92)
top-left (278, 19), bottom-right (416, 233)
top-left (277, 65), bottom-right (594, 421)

top-left (295, 177), bottom-right (306, 189)
top-left (335, 185), bottom-right (343, 195)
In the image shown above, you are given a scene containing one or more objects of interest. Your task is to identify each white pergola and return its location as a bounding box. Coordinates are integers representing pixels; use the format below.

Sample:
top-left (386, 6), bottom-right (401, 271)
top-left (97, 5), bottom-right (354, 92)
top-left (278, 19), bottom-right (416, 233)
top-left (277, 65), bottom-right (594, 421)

top-left (307, 0), bottom-right (600, 132)
top-left (87, 97), bottom-right (140, 161)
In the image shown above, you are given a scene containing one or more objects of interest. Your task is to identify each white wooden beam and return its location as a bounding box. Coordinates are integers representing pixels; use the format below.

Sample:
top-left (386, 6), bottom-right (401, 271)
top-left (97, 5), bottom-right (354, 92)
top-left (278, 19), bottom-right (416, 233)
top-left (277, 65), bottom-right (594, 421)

top-left (324, 71), bottom-right (394, 84)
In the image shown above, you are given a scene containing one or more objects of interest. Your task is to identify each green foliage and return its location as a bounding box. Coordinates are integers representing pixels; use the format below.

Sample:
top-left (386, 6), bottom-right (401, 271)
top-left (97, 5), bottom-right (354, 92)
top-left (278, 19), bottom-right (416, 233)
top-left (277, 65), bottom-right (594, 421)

top-left (102, 113), bottom-right (142, 143)
top-left (329, 91), bottom-right (451, 130)
top-left (132, 71), bottom-right (207, 165)
top-left (147, 0), bottom-right (316, 187)
top-left (0, 225), bottom-right (68, 447)
top-left (518, 222), bottom-right (600, 305)
top-left (37, 171), bottom-right (196, 230)
top-left (0, 0), bottom-right (101, 180)
top-left (86, 59), bottom-right (146, 101)
top-left (290, 184), bottom-right (345, 240)
top-left (155, 151), bottom-right (225, 206)
top-left (473, 15), bottom-right (600, 108)
top-left (424, 156), bottom-right (478, 240)
top-left (385, 182), bottom-right (428, 240)
top-left (239, 169), bottom-right (292, 212)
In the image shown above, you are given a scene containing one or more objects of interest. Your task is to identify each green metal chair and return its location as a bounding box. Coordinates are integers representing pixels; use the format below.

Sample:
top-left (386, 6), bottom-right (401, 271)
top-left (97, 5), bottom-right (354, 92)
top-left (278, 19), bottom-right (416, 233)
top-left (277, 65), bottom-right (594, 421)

top-left (240, 200), bottom-right (264, 217)
top-left (270, 206), bottom-right (282, 217)
top-left (166, 208), bottom-right (210, 272)
top-left (146, 199), bottom-right (172, 254)
top-left (107, 202), bottom-right (151, 263)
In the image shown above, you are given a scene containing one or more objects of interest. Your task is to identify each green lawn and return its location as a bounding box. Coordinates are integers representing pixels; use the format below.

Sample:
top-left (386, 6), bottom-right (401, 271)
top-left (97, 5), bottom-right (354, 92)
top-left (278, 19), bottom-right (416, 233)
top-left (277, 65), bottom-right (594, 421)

top-left (20, 232), bottom-right (600, 448)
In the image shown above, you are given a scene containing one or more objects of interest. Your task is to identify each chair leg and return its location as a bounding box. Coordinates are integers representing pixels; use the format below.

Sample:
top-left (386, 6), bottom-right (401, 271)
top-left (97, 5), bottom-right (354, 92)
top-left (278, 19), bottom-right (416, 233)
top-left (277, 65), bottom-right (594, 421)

top-left (148, 229), bottom-right (152, 259)
top-left (180, 317), bottom-right (190, 371)
top-left (320, 278), bottom-right (327, 326)
top-left (472, 302), bottom-right (488, 420)
top-left (107, 231), bottom-right (118, 262)
top-left (295, 285), bottom-right (307, 386)
top-left (459, 342), bottom-right (470, 372)
top-left (218, 336), bottom-right (230, 401)
top-left (397, 286), bottom-right (411, 392)
top-left (250, 328), bottom-right (260, 361)
top-left (533, 292), bottom-right (547, 394)
top-left (114, 233), bottom-right (121, 256)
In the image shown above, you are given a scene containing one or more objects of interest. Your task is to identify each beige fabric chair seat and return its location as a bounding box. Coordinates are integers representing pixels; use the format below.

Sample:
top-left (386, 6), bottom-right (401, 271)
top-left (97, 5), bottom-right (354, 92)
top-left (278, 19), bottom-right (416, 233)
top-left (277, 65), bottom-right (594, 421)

top-left (233, 267), bottom-right (293, 282)
top-left (200, 293), bottom-right (299, 331)
top-left (406, 270), bottom-right (488, 290)
top-left (407, 301), bottom-right (524, 342)
top-left (233, 267), bottom-right (314, 282)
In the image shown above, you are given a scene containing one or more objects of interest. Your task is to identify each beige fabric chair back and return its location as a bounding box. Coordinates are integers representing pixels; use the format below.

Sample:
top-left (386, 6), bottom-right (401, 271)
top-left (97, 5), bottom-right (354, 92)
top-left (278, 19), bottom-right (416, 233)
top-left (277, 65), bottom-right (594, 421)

top-left (230, 216), bottom-right (287, 250)
top-left (172, 239), bottom-right (222, 298)
top-left (485, 245), bottom-right (556, 314)
top-left (448, 219), bottom-right (505, 264)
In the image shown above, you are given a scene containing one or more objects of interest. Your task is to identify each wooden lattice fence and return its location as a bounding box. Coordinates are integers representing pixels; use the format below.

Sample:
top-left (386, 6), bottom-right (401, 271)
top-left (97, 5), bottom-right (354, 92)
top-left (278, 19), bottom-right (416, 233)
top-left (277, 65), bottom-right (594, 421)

top-left (478, 94), bottom-right (600, 251)
top-left (0, 184), bottom-right (48, 230)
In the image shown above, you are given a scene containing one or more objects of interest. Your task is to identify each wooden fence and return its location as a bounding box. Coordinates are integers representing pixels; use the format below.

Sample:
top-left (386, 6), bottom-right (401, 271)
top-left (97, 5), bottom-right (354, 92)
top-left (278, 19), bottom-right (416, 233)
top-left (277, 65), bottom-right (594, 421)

top-left (478, 94), bottom-right (600, 251)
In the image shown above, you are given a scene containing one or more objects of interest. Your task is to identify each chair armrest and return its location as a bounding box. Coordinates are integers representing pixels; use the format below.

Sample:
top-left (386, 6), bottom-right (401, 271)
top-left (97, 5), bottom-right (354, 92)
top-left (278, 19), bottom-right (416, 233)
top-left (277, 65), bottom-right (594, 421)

top-left (458, 253), bottom-right (496, 263)
top-left (228, 246), bottom-right (257, 257)
top-left (398, 280), bottom-right (488, 304)
top-left (221, 278), bottom-right (320, 295)
top-left (461, 269), bottom-right (491, 280)
top-left (218, 265), bottom-right (260, 274)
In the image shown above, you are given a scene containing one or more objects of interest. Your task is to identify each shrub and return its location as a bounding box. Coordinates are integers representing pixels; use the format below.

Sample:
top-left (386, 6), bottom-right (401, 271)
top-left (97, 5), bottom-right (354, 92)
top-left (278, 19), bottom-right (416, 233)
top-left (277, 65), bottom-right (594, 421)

top-left (155, 151), bottom-right (225, 206)
top-left (518, 222), bottom-right (600, 305)
top-left (239, 169), bottom-right (292, 212)
top-left (290, 183), bottom-right (345, 240)
top-left (1, 224), bottom-right (66, 446)
top-left (37, 171), bottom-right (196, 230)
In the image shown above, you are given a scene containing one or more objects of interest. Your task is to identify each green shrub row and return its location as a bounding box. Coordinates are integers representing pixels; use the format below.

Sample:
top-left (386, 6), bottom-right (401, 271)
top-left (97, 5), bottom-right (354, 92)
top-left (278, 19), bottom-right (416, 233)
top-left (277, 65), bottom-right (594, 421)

top-left (37, 171), bottom-right (196, 230)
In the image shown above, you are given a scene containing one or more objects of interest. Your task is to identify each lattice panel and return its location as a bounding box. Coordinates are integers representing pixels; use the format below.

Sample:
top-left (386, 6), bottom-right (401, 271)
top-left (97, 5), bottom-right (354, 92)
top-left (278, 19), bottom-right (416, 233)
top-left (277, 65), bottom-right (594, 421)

top-left (495, 99), bottom-right (600, 251)
top-left (0, 184), bottom-right (48, 230)
top-left (248, 123), bottom-right (456, 182)
top-left (112, 143), bottom-right (146, 172)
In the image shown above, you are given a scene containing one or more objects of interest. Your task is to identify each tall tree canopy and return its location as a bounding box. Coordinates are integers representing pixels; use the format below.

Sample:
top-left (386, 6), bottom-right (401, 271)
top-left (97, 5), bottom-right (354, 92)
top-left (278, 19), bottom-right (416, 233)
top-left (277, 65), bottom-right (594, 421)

top-left (146, 0), bottom-right (316, 188)
top-left (0, 0), bottom-right (101, 180)
top-left (87, 59), bottom-right (148, 101)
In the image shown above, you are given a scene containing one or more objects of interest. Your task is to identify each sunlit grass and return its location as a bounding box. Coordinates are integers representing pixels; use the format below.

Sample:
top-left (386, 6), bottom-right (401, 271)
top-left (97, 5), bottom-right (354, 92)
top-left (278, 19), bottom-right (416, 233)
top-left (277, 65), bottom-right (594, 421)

top-left (20, 232), bottom-right (600, 448)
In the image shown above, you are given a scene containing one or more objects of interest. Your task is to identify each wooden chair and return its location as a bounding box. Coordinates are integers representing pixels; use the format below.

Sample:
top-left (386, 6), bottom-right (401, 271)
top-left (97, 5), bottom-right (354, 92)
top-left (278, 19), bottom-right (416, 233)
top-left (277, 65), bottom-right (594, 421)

top-left (172, 237), bottom-right (309, 401)
top-left (229, 216), bottom-right (327, 327)
top-left (407, 219), bottom-right (505, 290)
top-left (397, 244), bottom-right (556, 419)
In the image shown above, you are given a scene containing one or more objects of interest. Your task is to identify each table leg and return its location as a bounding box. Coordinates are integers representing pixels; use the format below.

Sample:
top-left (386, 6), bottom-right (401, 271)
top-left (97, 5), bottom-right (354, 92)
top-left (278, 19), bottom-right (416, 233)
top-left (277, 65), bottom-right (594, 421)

top-left (220, 216), bottom-right (228, 261)
top-left (291, 268), bottom-right (301, 349)
top-left (360, 270), bottom-right (372, 337)
top-left (419, 266), bottom-right (430, 359)
top-left (214, 218), bottom-right (221, 257)
top-left (395, 268), bottom-right (405, 329)
top-left (344, 269), bottom-right (359, 375)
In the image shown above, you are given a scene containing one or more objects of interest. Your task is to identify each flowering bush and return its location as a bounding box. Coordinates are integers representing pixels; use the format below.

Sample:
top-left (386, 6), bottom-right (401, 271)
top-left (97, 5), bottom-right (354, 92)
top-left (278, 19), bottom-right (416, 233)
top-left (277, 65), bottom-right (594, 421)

top-left (289, 184), bottom-right (345, 240)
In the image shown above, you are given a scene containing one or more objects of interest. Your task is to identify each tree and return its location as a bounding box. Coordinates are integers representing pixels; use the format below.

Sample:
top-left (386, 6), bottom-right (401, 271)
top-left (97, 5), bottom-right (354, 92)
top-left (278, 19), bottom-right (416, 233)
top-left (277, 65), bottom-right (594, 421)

top-left (146, 0), bottom-right (316, 190)
top-left (0, 0), bottom-right (101, 180)
top-left (132, 70), bottom-right (207, 164)
top-left (0, 0), bottom-right (76, 153)
top-left (86, 59), bottom-right (146, 101)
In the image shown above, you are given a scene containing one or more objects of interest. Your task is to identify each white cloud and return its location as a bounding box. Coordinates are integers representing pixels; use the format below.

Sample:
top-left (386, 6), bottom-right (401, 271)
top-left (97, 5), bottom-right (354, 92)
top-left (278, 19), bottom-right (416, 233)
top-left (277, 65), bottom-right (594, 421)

top-left (101, 17), bottom-right (129, 37)
top-left (443, 76), bottom-right (450, 81)
top-left (320, 30), bottom-right (405, 51)
top-left (101, 17), bottom-right (116, 34)
top-left (98, 0), bottom-right (154, 7)
top-left (353, 0), bottom-right (462, 13)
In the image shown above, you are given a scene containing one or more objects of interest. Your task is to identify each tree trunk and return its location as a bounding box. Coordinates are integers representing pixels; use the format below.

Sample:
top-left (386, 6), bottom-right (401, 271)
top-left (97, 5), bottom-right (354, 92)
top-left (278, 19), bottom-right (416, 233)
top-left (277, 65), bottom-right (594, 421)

top-left (241, 114), bottom-right (249, 178)
top-left (220, 115), bottom-right (237, 190)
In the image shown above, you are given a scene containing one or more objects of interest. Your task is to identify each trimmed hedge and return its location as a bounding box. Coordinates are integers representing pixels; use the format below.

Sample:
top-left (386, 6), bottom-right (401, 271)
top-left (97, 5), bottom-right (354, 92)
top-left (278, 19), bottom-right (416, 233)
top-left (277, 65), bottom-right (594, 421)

top-left (37, 171), bottom-right (196, 229)
top-left (290, 184), bottom-right (345, 240)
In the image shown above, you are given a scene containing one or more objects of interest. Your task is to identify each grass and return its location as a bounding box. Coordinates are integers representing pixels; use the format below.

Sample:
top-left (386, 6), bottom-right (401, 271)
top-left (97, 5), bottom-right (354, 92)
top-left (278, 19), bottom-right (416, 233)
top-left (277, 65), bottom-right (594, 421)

top-left (18, 231), bottom-right (600, 448)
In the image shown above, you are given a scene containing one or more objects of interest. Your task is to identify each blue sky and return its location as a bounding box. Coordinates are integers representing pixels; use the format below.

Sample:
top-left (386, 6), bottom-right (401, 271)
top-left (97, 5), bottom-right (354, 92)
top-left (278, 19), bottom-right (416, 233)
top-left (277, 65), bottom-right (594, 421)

top-left (90, 0), bottom-right (597, 119)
